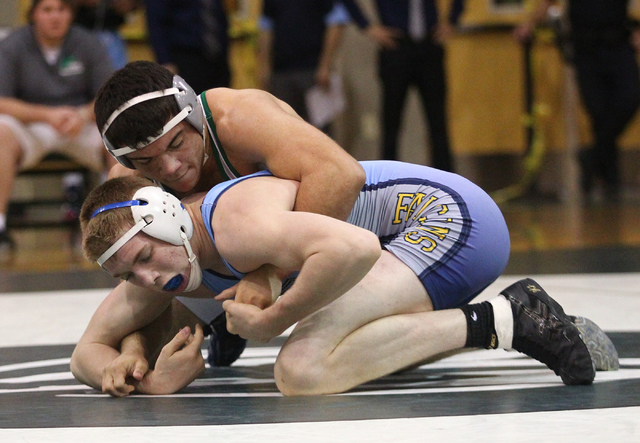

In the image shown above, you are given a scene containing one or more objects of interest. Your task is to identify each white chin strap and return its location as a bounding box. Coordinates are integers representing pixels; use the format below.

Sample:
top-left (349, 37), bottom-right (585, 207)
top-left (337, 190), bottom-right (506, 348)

top-left (184, 254), bottom-right (203, 292)
top-left (180, 230), bottom-right (202, 292)
top-left (97, 221), bottom-right (202, 292)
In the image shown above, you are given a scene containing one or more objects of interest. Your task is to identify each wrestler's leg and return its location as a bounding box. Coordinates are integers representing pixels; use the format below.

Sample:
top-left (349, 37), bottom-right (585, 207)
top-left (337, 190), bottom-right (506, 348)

top-left (275, 251), bottom-right (467, 395)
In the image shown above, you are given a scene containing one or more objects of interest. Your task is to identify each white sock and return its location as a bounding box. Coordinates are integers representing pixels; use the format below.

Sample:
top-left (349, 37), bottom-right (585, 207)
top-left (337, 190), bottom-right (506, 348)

top-left (489, 295), bottom-right (514, 349)
top-left (0, 213), bottom-right (6, 232)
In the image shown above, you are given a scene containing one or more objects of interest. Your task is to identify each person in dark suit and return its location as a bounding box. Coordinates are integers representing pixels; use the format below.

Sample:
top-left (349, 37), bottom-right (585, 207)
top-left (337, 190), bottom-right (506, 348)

top-left (144, 0), bottom-right (231, 92)
top-left (341, 0), bottom-right (465, 171)
top-left (516, 0), bottom-right (640, 198)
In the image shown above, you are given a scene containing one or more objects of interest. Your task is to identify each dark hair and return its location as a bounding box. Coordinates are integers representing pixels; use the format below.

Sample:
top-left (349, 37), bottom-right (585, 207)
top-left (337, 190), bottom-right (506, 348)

top-left (29, 0), bottom-right (76, 22)
top-left (94, 61), bottom-right (180, 151)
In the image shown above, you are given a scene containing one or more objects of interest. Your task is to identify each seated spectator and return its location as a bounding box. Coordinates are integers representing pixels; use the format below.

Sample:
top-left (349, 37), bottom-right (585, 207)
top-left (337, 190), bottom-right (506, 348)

top-left (0, 0), bottom-right (115, 255)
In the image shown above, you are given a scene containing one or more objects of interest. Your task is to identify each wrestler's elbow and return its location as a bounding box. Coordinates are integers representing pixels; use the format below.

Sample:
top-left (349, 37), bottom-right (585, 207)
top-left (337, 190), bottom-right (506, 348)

top-left (362, 230), bottom-right (382, 266)
top-left (343, 161), bottom-right (366, 195)
top-left (344, 229), bottom-right (381, 271)
top-left (69, 346), bottom-right (96, 389)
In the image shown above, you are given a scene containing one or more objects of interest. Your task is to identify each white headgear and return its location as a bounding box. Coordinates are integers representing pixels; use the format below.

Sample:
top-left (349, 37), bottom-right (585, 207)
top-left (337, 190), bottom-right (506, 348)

top-left (101, 75), bottom-right (205, 169)
top-left (91, 186), bottom-right (202, 292)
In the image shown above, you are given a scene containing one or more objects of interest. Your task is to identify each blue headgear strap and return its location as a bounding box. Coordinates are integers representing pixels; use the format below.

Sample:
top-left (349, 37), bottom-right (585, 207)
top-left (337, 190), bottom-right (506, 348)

top-left (91, 200), bottom-right (147, 219)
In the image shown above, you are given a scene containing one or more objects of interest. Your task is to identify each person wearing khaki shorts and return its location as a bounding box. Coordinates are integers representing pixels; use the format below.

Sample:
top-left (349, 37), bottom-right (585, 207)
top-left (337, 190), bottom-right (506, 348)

top-left (0, 0), bottom-right (115, 254)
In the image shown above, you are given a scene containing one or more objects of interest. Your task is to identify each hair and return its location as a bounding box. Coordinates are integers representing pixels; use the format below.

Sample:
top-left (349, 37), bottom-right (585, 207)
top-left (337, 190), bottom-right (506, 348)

top-left (80, 175), bottom-right (156, 262)
top-left (29, 0), bottom-right (76, 22)
top-left (94, 61), bottom-right (180, 151)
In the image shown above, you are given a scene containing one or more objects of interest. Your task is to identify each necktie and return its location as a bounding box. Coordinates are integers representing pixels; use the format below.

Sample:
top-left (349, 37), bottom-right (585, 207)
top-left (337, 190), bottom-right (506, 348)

top-left (201, 0), bottom-right (221, 58)
top-left (409, 0), bottom-right (426, 41)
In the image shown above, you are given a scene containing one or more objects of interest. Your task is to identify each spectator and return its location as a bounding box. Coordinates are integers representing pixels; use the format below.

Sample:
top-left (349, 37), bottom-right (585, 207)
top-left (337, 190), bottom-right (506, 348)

top-left (144, 0), bottom-right (231, 92)
top-left (75, 0), bottom-right (142, 70)
top-left (0, 0), bottom-right (115, 255)
top-left (341, 0), bottom-right (465, 171)
top-left (257, 0), bottom-right (349, 132)
top-left (515, 0), bottom-right (640, 199)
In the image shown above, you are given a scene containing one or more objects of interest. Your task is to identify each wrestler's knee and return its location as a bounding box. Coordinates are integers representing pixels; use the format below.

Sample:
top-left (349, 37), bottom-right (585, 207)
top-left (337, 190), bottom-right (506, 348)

top-left (274, 345), bottom-right (328, 396)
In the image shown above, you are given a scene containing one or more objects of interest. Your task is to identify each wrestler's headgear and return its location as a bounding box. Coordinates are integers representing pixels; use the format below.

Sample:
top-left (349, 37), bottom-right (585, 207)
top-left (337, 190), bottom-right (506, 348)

top-left (101, 75), bottom-right (206, 169)
top-left (90, 186), bottom-right (202, 292)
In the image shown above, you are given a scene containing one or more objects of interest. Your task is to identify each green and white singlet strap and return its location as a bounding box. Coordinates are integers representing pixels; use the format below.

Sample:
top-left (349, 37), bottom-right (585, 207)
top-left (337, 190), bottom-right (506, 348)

top-left (200, 92), bottom-right (241, 181)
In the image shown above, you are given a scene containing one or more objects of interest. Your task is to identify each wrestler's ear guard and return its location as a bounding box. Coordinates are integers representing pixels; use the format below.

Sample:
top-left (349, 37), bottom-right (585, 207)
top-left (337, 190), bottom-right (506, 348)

top-left (101, 75), bottom-right (204, 169)
top-left (91, 186), bottom-right (194, 266)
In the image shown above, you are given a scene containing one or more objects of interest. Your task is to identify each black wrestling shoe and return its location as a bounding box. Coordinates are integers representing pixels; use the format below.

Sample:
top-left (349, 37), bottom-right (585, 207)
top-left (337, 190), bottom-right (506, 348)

top-left (207, 313), bottom-right (247, 367)
top-left (500, 278), bottom-right (595, 385)
top-left (568, 315), bottom-right (619, 371)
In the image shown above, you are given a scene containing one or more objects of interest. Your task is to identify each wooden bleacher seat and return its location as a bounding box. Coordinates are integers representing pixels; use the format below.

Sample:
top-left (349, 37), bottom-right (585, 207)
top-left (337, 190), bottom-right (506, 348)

top-left (8, 153), bottom-right (94, 229)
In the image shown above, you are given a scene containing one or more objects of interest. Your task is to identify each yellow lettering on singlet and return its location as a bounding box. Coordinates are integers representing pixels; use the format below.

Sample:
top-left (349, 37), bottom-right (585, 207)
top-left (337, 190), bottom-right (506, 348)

top-left (404, 230), bottom-right (437, 252)
top-left (411, 195), bottom-right (437, 221)
top-left (393, 193), bottom-right (414, 224)
top-left (405, 192), bottom-right (427, 221)
top-left (416, 225), bottom-right (450, 240)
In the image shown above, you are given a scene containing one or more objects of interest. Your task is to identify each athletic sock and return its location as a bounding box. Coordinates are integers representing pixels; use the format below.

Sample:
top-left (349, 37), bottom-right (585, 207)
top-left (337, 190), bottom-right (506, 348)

top-left (488, 295), bottom-right (514, 349)
top-left (460, 301), bottom-right (498, 349)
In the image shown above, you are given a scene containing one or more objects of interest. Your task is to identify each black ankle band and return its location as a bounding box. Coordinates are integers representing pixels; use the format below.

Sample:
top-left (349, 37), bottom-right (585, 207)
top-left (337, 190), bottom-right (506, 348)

top-left (460, 302), bottom-right (497, 349)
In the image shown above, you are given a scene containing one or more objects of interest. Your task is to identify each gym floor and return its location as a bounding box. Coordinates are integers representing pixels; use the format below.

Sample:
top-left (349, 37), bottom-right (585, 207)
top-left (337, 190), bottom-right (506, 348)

top-left (1, 193), bottom-right (639, 442)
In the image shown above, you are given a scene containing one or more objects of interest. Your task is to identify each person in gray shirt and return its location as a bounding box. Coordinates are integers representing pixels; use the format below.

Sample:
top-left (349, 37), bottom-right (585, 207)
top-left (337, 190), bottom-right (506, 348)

top-left (0, 0), bottom-right (115, 255)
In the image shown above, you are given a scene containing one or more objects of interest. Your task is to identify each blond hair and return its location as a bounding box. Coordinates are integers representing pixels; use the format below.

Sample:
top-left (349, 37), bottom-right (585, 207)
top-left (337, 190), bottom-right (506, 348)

top-left (80, 176), bottom-right (156, 262)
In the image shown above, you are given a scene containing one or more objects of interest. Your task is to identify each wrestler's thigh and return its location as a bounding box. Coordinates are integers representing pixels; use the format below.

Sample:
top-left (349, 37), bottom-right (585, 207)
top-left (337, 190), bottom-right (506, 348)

top-left (285, 250), bottom-right (432, 350)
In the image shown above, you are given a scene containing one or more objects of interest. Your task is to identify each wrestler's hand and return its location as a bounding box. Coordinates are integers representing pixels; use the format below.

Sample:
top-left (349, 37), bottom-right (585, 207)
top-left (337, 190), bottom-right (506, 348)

top-left (215, 264), bottom-right (282, 309)
top-left (135, 325), bottom-right (206, 395)
top-left (101, 353), bottom-right (149, 398)
top-left (223, 300), bottom-right (287, 343)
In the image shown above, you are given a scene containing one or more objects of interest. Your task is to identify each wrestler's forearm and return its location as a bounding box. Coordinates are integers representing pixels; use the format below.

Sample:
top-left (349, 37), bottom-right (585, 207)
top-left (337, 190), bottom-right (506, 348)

top-left (294, 160), bottom-right (365, 221)
top-left (120, 330), bottom-right (151, 362)
top-left (110, 315), bottom-right (177, 372)
top-left (70, 341), bottom-right (121, 390)
top-left (268, 231), bottom-right (381, 335)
